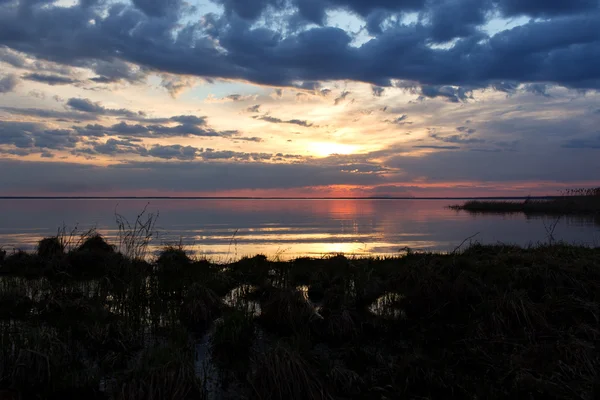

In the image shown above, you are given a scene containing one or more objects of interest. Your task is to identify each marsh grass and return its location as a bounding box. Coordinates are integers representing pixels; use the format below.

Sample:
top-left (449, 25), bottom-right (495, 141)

top-left (451, 186), bottom-right (600, 217)
top-left (249, 343), bottom-right (332, 400)
top-left (0, 233), bottom-right (599, 399)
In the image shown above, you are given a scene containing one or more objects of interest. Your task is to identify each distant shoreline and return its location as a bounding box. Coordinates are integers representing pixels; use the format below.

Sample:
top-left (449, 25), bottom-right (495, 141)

top-left (0, 196), bottom-right (558, 200)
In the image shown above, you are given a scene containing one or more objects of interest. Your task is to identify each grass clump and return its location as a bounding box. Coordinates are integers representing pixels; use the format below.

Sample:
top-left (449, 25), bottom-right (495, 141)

top-left (37, 237), bottom-right (65, 259)
top-left (211, 309), bottom-right (256, 379)
top-left (179, 284), bottom-right (222, 332)
top-left (260, 288), bottom-right (320, 335)
top-left (249, 343), bottom-right (332, 400)
top-left (113, 343), bottom-right (203, 400)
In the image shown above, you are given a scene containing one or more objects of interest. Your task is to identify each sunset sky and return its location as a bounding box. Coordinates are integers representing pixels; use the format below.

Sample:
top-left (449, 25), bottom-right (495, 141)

top-left (1, 0), bottom-right (600, 197)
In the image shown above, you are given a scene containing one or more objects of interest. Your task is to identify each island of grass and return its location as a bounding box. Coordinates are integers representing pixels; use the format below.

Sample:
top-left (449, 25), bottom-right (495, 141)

top-left (450, 187), bottom-right (600, 216)
top-left (1, 234), bottom-right (600, 399)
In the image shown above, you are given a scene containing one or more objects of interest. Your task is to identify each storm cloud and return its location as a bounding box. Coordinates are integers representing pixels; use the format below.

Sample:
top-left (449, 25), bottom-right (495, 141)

top-left (0, 0), bottom-right (598, 92)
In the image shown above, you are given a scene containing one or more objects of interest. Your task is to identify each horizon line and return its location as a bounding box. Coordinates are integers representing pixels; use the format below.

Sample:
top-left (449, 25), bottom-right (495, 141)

top-left (0, 196), bottom-right (558, 200)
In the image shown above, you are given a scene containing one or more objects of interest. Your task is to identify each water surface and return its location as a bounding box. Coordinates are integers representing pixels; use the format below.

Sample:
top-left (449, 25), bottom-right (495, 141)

top-left (0, 199), bottom-right (598, 259)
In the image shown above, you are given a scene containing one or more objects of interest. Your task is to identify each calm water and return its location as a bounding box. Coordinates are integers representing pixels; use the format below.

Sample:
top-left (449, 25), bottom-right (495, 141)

top-left (0, 199), bottom-right (598, 260)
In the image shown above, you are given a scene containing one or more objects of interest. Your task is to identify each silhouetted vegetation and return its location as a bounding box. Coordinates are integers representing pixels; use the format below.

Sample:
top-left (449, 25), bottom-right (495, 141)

top-left (450, 187), bottom-right (600, 216)
top-left (1, 230), bottom-right (599, 399)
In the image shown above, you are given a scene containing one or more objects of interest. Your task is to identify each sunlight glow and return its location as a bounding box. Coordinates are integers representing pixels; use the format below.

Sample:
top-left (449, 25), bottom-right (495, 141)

top-left (311, 142), bottom-right (360, 157)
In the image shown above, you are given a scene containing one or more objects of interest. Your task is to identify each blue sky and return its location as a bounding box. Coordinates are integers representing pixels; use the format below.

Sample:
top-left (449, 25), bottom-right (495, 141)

top-left (0, 0), bottom-right (600, 197)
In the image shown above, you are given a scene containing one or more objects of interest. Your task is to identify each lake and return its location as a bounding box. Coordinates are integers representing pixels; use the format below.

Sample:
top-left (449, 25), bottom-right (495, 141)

top-left (0, 199), bottom-right (598, 260)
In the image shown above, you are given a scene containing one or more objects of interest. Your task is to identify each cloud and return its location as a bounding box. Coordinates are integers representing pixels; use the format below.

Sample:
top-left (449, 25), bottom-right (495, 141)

top-left (132, 0), bottom-right (182, 18)
top-left (235, 136), bottom-right (263, 142)
top-left (0, 106), bottom-right (98, 121)
top-left (0, 121), bottom-right (80, 151)
top-left (0, 157), bottom-right (385, 194)
top-left (74, 119), bottom-right (236, 139)
top-left (160, 75), bottom-right (196, 98)
top-left (253, 115), bottom-right (314, 127)
top-left (426, 0), bottom-right (488, 43)
top-left (413, 145), bottom-right (461, 150)
top-left (148, 144), bottom-right (198, 160)
top-left (28, 90), bottom-right (46, 99)
top-left (387, 114), bottom-right (411, 125)
top-left (334, 90), bottom-right (351, 105)
top-left (561, 135), bottom-right (600, 149)
top-left (169, 115), bottom-right (207, 125)
top-left (88, 59), bottom-right (148, 84)
top-left (387, 145), bottom-right (600, 182)
top-left (429, 127), bottom-right (484, 144)
top-left (0, 73), bottom-right (18, 93)
top-left (0, 0), bottom-right (599, 93)
top-left (66, 98), bottom-right (145, 118)
top-left (0, 46), bottom-right (27, 68)
top-left (206, 93), bottom-right (258, 103)
top-left (497, 0), bottom-right (598, 17)
top-left (371, 85), bottom-right (385, 97)
top-left (523, 83), bottom-right (552, 97)
top-left (246, 104), bottom-right (261, 113)
top-left (420, 86), bottom-right (473, 103)
top-left (22, 73), bottom-right (80, 86)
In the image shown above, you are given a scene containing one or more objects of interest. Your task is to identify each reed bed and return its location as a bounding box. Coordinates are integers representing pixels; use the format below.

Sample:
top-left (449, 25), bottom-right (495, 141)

top-left (0, 232), bottom-right (599, 399)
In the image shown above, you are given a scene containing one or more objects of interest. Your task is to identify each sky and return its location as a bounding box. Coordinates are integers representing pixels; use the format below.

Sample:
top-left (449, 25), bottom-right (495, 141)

top-left (1, 0), bottom-right (600, 197)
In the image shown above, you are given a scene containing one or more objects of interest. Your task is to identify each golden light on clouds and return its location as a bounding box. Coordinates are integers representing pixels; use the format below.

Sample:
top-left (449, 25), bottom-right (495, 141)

top-left (310, 142), bottom-right (361, 157)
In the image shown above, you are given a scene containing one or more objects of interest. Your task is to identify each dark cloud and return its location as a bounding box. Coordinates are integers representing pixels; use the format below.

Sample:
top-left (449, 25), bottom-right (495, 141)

top-left (201, 149), bottom-right (272, 161)
top-left (235, 136), bottom-right (263, 142)
top-left (523, 83), bottom-right (552, 97)
top-left (227, 94), bottom-right (244, 101)
top-left (413, 145), bottom-right (461, 150)
top-left (169, 115), bottom-right (207, 125)
top-left (334, 90), bottom-right (351, 105)
top-left (247, 104), bottom-right (261, 113)
top-left (66, 98), bottom-right (145, 118)
top-left (0, 0), bottom-right (599, 92)
top-left (0, 74), bottom-right (18, 93)
top-left (160, 75), bottom-right (195, 98)
top-left (254, 115), bottom-right (314, 127)
top-left (148, 144), bottom-right (198, 160)
top-left (77, 138), bottom-right (147, 157)
top-left (496, 0), bottom-right (598, 17)
top-left (371, 85), bottom-right (384, 97)
top-left (420, 86), bottom-right (473, 103)
top-left (0, 157), bottom-right (384, 194)
top-left (1, 106), bottom-right (98, 121)
top-left (74, 120), bottom-right (235, 139)
top-left (0, 121), bottom-right (80, 151)
top-left (147, 123), bottom-right (230, 137)
top-left (491, 81), bottom-right (519, 94)
top-left (388, 115), bottom-right (410, 125)
top-left (22, 73), bottom-right (80, 86)
top-left (88, 59), bottom-right (148, 84)
top-left (295, 0), bottom-right (327, 25)
top-left (426, 0), bottom-right (488, 43)
top-left (430, 133), bottom-right (484, 144)
top-left (561, 135), bottom-right (600, 149)
top-left (132, 0), bottom-right (181, 18)
top-left (0, 46), bottom-right (27, 68)
top-left (429, 127), bottom-right (484, 144)
top-left (387, 146), bottom-right (600, 182)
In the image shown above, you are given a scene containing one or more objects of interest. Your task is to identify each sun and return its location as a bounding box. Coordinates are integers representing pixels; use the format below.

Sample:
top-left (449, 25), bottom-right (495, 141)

top-left (310, 142), bottom-right (359, 157)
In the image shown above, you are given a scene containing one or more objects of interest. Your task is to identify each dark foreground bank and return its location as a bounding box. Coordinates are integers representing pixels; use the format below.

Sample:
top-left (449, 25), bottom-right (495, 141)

top-left (450, 187), bottom-right (600, 216)
top-left (1, 236), bottom-right (599, 400)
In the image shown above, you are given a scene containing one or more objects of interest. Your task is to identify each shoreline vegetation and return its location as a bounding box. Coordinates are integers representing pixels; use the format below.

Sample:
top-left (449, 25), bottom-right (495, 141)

top-left (450, 187), bottom-right (600, 216)
top-left (1, 223), bottom-right (600, 399)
